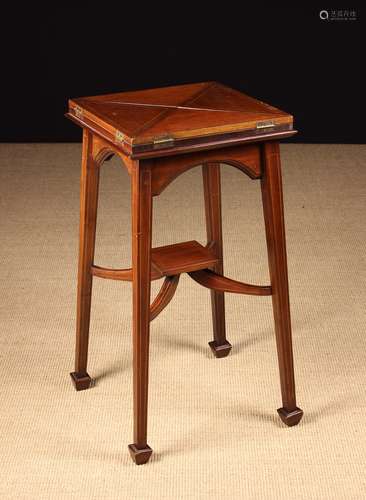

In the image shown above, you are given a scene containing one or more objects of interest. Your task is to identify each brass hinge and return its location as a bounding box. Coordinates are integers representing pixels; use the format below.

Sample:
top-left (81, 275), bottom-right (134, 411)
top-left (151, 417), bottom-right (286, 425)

top-left (153, 135), bottom-right (175, 149)
top-left (115, 130), bottom-right (125, 143)
top-left (256, 120), bottom-right (275, 129)
top-left (74, 105), bottom-right (83, 119)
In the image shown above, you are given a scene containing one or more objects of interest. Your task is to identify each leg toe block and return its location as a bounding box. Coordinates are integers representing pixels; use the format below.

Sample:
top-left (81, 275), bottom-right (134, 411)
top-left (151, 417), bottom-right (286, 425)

top-left (128, 444), bottom-right (153, 465)
top-left (277, 406), bottom-right (303, 427)
top-left (70, 372), bottom-right (93, 391)
top-left (208, 340), bottom-right (232, 358)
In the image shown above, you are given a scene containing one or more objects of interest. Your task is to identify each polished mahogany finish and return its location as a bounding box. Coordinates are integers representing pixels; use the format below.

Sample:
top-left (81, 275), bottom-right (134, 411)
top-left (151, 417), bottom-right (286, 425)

top-left (66, 82), bottom-right (303, 465)
top-left (70, 129), bottom-right (99, 391)
top-left (188, 269), bottom-right (272, 296)
top-left (261, 142), bottom-right (303, 425)
top-left (66, 82), bottom-right (295, 158)
top-left (202, 162), bottom-right (231, 357)
top-left (150, 275), bottom-right (180, 322)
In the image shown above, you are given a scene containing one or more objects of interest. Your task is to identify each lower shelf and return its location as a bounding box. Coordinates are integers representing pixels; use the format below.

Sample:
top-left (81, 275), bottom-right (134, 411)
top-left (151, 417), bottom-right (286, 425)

top-left (151, 240), bottom-right (218, 277)
top-left (90, 240), bottom-right (272, 301)
top-left (91, 240), bottom-right (219, 281)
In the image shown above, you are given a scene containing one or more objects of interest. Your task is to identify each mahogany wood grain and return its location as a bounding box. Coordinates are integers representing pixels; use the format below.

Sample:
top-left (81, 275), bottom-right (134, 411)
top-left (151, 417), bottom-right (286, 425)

top-left (66, 82), bottom-right (296, 158)
top-left (91, 264), bottom-right (161, 281)
top-left (68, 81), bottom-right (293, 147)
top-left (150, 143), bottom-right (261, 196)
top-left (150, 275), bottom-right (180, 321)
top-left (70, 130), bottom-right (99, 391)
top-left (67, 82), bottom-right (303, 464)
top-left (202, 163), bottom-right (231, 357)
top-left (128, 159), bottom-right (153, 464)
top-left (131, 129), bottom-right (296, 160)
top-left (261, 142), bottom-right (303, 425)
top-left (91, 265), bottom-right (179, 323)
top-left (91, 133), bottom-right (134, 174)
top-left (91, 241), bottom-right (218, 281)
top-left (188, 269), bottom-right (272, 296)
top-left (151, 240), bottom-right (218, 276)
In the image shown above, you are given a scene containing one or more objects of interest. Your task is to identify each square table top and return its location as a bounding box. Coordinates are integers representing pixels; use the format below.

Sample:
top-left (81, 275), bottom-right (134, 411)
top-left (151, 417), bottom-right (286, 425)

top-left (67, 82), bottom-right (296, 157)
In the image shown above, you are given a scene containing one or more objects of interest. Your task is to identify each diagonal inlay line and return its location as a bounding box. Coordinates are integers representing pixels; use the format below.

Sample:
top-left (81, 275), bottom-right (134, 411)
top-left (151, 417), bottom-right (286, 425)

top-left (93, 101), bottom-right (275, 114)
top-left (130, 82), bottom-right (217, 137)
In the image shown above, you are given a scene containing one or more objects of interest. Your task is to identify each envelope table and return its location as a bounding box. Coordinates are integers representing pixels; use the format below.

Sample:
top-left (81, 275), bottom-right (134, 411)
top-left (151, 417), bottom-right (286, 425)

top-left (66, 82), bottom-right (303, 465)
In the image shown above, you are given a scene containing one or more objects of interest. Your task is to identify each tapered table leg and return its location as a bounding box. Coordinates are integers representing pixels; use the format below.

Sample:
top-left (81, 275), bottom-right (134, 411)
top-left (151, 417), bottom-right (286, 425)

top-left (128, 161), bottom-right (153, 465)
top-left (261, 142), bottom-right (303, 426)
top-left (202, 163), bottom-right (232, 358)
top-left (70, 130), bottom-right (99, 391)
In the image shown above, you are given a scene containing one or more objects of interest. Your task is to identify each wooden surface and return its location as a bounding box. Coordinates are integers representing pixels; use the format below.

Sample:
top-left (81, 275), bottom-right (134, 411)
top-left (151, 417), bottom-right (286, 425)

top-left (149, 143), bottom-right (261, 196)
top-left (67, 82), bottom-right (296, 157)
top-left (90, 241), bottom-right (218, 281)
top-left (150, 275), bottom-right (180, 322)
top-left (261, 142), bottom-right (303, 425)
top-left (188, 269), bottom-right (272, 296)
top-left (202, 162), bottom-right (231, 357)
top-left (151, 240), bottom-right (218, 276)
top-left (67, 83), bottom-right (302, 464)
top-left (129, 160), bottom-right (153, 463)
top-left (70, 129), bottom-right (99, 391)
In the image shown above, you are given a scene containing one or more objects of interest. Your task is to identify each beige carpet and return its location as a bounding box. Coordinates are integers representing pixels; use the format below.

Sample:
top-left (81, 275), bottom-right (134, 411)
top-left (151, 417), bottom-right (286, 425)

top-left (0, 143), bottom-right (365, 499)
